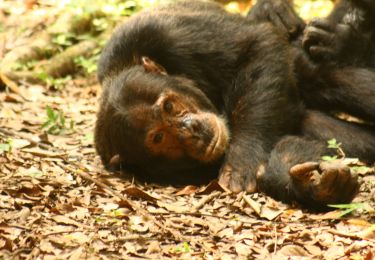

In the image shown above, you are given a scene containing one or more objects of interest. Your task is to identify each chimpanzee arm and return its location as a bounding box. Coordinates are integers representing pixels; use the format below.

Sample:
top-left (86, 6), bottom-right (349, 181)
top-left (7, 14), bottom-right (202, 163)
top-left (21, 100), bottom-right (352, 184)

top-left (219, 24), bottom-right (303, 192)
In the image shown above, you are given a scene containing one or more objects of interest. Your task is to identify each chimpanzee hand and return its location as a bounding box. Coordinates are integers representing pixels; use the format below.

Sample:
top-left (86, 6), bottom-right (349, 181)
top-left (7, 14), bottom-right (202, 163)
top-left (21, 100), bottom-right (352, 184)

top-left (218, 146), bottom-right (265, 193)
top-left (303, 19), bottom-right (370, 65)
top-left (290, 160), bottom-right (359, 206)
top-left (247, 0), bottom-right (305, 39)
top-left (218, 161), bottom-right (258, 193)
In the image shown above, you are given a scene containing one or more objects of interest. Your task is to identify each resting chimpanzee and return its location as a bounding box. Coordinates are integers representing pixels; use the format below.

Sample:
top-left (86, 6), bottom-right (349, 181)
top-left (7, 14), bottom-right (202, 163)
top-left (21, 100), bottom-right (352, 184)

top-left (95, 0), bottom-right (366, 209)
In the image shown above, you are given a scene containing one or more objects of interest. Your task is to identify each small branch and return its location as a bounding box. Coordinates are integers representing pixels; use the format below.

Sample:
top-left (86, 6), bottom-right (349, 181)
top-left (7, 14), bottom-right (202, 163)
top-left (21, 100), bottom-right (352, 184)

top-left (192, 191), bottom-right (221, 212)
top-left (337, 147), bottom-right (346, 158)
top-left (0, 127), bottom-right (60, 151)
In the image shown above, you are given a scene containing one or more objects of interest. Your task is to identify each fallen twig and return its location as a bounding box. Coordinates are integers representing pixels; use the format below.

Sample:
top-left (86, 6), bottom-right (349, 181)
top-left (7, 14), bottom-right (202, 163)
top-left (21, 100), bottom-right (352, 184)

top-left (192, 191), bottom-right (221, 212)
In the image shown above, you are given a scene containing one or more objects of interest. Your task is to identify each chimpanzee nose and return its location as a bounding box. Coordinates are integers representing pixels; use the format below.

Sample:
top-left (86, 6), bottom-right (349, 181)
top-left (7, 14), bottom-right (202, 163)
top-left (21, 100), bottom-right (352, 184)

top-left (181, 116), bottom-right (201, 133)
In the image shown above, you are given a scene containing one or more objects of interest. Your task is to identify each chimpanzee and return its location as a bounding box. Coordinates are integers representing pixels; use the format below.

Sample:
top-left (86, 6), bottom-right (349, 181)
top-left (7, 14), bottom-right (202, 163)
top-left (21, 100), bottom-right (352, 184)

top-left (95, 0), bottom-right (369, 209)
top-left (246, 0), bottom-right (375, 206)
top-left (249, 0), bottom-right (375, 122)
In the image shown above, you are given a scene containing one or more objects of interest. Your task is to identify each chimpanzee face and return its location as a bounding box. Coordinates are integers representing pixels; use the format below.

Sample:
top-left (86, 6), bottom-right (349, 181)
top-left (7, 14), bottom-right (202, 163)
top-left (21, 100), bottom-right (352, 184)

top-left (95, 57), bottom-right (229, 174)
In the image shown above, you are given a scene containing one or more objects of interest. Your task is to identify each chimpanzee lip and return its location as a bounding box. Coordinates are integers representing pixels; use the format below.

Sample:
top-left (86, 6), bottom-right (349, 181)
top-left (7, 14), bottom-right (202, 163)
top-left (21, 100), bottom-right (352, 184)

top-left (204, 116), bottom-right (225, 162)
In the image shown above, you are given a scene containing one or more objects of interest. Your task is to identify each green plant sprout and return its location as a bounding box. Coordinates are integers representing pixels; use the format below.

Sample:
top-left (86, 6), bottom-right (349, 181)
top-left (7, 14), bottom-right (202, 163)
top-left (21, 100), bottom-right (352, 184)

top-left (74, 54), bottom-right (99, 74)
top-left (171, 242), bottom-right (190, 253)
top-left (52, 33), bottom-right (76, 47)
top-left (42, 106), bottom-right (74, 135)
top-left (0, 139), bottom-right (13, 155)
top-left (11, 60), bottom-right (38, 71)
top-left (38, 73), bottom-right (72, 90)
top-left (322, 138), bottom-right (345, 161)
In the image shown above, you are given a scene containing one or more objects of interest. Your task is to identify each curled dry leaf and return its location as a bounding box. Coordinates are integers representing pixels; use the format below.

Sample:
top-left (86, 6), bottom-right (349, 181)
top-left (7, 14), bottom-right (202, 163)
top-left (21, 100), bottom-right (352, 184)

top-left (123, 186), bottom-right (158, 203)
top-left (175, 185), bottom-right (199, 196)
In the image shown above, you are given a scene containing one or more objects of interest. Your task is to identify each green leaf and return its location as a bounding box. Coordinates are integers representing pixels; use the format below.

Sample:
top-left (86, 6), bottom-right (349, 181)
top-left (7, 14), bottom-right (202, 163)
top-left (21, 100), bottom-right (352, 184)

top-left (183, 242), bottom-right (190, 253)
top-left (328, 203), bottom-right (365, 217)
top-left (351, 166), bottom-right (371, 174)
top-left (321, 155), bottom-right (337, 161)
top-left (70, 120), bottom-right (75, 130)
top-left (327, 138), bottom-right (341, 149)
top-left (0, 143), bottom-right (11, 154)
top-left (84, 133), bottom-right (94, 141)
top-left (46, 106), bottom-right (56, 120)
top-left (41, 120), bottom-right (51, 129)
top-left (59, 111), bottom-right (65, 125)
top-left (28, 171), bottom-right (44, 178)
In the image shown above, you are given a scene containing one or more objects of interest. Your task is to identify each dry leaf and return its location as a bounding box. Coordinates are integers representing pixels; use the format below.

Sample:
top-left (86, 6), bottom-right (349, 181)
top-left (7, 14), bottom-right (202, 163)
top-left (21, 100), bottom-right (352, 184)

top-left (197, 179), bottom-right (226, 195)
top-left (175, 185), bottom-right (199, 196)
top-left (276, 245), bottom-right (310, 257)
top-left (123, 186), bottom-right (158, 203)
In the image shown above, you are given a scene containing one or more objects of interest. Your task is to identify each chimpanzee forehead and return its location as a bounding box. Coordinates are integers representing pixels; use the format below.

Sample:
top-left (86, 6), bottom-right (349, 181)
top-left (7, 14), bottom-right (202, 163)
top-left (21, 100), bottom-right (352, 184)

top-left (125, 103), bottom-right (156, 131)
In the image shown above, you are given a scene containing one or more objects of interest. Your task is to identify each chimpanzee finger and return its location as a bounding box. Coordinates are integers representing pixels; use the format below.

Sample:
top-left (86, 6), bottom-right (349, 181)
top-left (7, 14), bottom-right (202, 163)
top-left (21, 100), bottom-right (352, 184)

top-left (319, 166), bottom-right (341, 187)
top-left (303, 26), bottom-right (334, 47)
top-left (229, 176), bottom-right (246, 193)
top-left (343, 172), bottom-right (360, 202)
top-left (277, 2), bottom-right (305, 36)
top-left (337, 171), bottom-right (359, 202)
top-left (325, 169), bottom-right (358, 203)
top-left (308, 18), bottom-right (335, 32)
top-left (290, 161), bottom-right (319, 180)
top-left (307, 46), bottom-right (335, 61)
top-left (268, 11), bottom-right (290, 35)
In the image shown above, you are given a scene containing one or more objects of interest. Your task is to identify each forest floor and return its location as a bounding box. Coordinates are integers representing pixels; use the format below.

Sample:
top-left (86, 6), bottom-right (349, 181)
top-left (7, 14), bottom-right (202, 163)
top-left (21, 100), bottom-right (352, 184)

top-left (0, 1), bottom-right (374, 259)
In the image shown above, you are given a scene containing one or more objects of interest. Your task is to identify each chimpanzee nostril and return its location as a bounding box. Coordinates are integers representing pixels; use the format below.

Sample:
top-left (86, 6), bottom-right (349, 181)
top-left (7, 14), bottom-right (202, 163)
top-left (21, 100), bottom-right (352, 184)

top-left (181, 117), bottom-right (192, 129)
top-left (181, 117), bottom-right (201, 133)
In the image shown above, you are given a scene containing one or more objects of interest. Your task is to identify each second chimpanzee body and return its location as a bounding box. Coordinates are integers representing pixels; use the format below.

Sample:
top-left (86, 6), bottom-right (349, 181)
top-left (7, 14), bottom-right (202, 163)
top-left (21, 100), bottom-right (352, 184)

top-left (247, 0), bottom-right (375, 206)
top-left (248, 0), bottom-right (375, 151)
top-left (300, 0), bottom-right (375, 124)
top-left (95, 0), bottom-right (363, 209)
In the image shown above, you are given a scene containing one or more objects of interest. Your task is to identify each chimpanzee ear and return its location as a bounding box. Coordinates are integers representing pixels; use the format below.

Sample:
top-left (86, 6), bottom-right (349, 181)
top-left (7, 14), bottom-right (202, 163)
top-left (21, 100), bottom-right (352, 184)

top-left (141, 56), bottom-right (167, 75)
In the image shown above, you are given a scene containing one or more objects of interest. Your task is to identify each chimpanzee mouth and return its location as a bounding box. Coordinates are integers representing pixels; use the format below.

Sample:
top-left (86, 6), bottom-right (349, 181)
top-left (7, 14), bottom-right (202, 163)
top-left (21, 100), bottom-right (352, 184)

top-left (203, 116), bottom-right (228, 162)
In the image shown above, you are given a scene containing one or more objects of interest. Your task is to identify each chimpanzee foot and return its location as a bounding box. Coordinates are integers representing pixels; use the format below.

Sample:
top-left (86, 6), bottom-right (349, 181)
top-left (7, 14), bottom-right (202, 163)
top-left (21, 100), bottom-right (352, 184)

top-left (290, 160), bottom-right (359, 205)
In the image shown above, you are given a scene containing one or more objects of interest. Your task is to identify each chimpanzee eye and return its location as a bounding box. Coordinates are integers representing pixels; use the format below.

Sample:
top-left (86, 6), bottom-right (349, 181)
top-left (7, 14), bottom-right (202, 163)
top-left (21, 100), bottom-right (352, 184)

top-left (153, 132), bottom-right (164, 144)
top-left (163, 100), bottom-right (173, 113)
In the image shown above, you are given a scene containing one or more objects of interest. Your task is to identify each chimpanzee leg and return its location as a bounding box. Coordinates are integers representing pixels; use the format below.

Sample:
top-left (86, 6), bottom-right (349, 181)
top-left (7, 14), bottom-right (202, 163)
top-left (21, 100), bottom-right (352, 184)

top-left (258, 135), bottom-right (359, 209)
top-left (301, 68), bottom-right (375, 122)
top-left (302, 110), bottom-right (375, 163)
